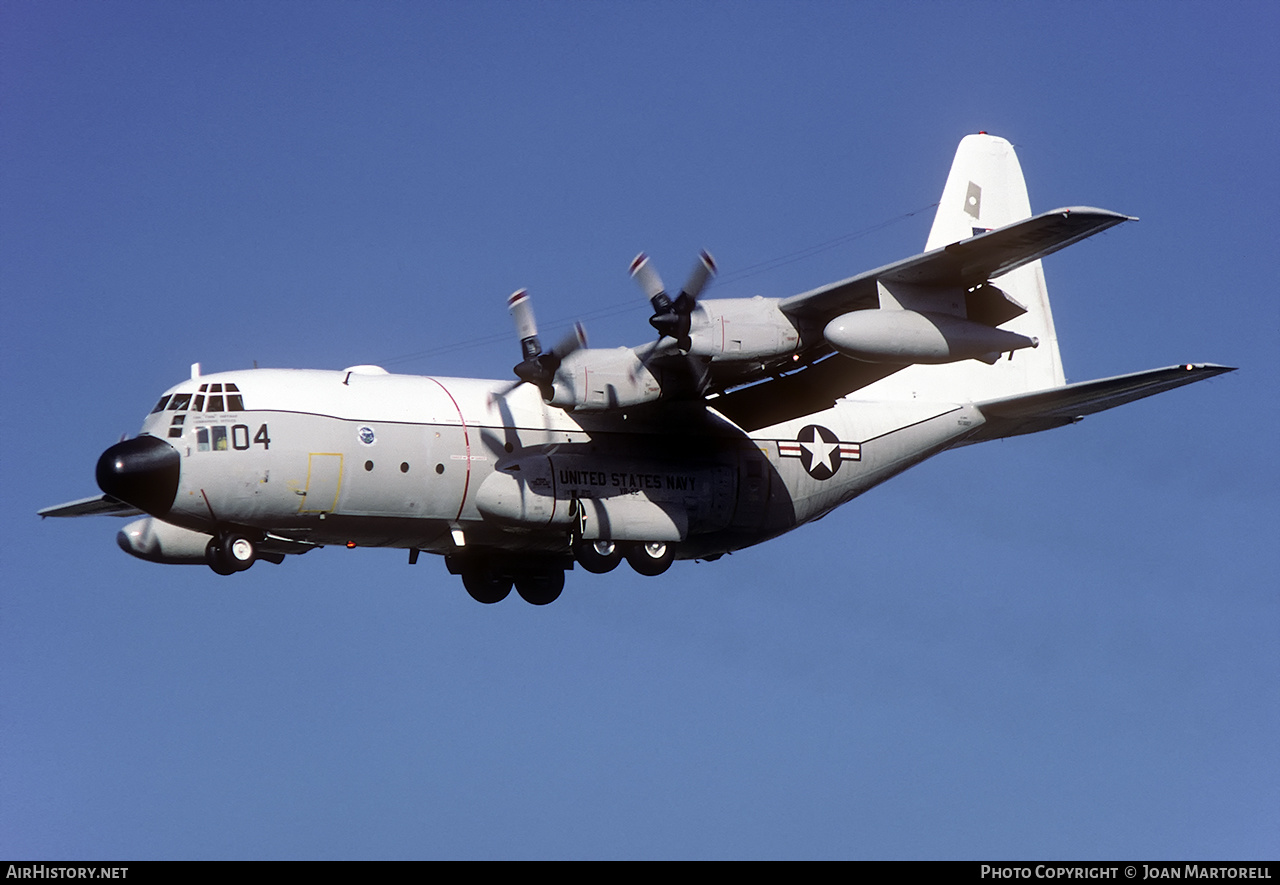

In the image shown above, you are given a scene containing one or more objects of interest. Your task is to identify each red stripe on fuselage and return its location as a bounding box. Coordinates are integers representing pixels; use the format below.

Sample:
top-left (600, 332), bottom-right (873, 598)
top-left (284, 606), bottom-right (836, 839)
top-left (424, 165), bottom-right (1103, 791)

top-left (426, 377), bottom-right (471, 521)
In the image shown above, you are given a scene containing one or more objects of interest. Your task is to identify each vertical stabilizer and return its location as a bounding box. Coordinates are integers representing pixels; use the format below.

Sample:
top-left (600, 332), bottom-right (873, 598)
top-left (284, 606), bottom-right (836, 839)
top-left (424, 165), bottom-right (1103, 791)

top-left (858, 134), bottom-right (1066, 404)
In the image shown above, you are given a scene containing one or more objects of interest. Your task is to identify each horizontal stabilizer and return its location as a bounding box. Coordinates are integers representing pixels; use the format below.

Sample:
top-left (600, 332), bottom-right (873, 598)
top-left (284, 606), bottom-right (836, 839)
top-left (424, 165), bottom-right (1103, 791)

top-left (38, 494), bottom-right (142, 518)
top-left (960, 363), bottom-right (1235, 444)
top-left (781, 207), bottom-right (1132, 322)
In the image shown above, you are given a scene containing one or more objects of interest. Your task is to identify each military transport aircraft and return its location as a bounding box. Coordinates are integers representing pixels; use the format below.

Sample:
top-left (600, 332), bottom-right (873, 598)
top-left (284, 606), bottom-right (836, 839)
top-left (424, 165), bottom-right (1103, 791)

top-left (41, 134), bottom-right (1232, 605)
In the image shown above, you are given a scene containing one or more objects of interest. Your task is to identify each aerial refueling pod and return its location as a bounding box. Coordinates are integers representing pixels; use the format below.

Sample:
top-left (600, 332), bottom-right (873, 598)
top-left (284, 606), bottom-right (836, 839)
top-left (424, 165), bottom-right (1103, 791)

top-left (822, 309), bottom-right (1038, 364)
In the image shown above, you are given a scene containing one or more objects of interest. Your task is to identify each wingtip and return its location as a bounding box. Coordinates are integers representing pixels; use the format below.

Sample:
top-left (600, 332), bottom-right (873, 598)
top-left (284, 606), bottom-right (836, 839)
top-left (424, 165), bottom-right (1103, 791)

top-left (1175, 362), bottom-right (1237, 377)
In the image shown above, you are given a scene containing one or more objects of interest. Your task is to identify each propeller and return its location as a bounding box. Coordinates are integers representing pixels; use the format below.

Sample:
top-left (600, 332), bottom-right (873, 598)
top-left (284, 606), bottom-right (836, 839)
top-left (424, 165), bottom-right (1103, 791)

top-left (502, 289), bottom-right (587, 401)
top-left (629, 250), bottom-right (716, 352)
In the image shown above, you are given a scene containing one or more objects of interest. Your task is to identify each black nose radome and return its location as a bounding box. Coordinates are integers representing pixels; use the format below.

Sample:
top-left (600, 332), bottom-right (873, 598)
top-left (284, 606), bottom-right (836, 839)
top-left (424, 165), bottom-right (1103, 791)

top-left (96, 436), bottom-right (181, 517)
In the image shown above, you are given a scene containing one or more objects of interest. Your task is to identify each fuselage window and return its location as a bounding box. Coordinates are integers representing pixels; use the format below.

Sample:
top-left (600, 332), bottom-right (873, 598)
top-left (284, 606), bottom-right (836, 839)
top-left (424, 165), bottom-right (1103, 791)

top-left (208, 395), bottom-right (224, 412)
top-left (226, 394), bottom-right (244, 411)
top-left (151, 395), bottom-right (172, 413)
top-left (193, 395), bottom-right (205, 412)
top-left (197, 427), bottom-right (210, 451)
top-left (211, 426), bottom-right (228, 450)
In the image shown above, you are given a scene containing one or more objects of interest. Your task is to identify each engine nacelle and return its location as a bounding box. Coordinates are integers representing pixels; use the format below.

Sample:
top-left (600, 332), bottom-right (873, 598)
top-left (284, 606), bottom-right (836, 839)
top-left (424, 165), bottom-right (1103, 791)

top-left (688, 297), bottom-right (802, 360)
top-left (117, 517), bottom-right (214, 564)
top-left (549, 348), bottom-right (663, 411)
top-left (823, 309), bottom-right (1037, 364)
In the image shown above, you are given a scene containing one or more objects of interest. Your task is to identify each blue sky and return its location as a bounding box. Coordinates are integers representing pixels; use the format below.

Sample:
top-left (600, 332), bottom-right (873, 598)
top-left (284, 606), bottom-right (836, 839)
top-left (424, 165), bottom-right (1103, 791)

top-left (3, 1), bottom-right (1276, 860)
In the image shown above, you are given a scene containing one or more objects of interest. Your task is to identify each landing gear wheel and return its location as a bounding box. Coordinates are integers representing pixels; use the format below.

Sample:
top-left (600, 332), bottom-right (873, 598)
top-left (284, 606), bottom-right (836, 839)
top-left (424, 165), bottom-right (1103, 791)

top-left (572, 539), bottom-right (623, 574)
top-left (625, 541), bottom-right (674, 577)
top-left (220, 534), bottom-right (256, 572)
top-left (205, 538), bottom-right (237, 576)
top-left (462, 568), bottom-right (513, 604)
top-left (514, 570), bottom-right (565, 605)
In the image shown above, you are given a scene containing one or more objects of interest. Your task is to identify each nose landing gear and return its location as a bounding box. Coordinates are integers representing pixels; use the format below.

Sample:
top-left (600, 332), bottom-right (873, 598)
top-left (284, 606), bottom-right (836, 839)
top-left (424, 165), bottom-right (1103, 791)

top-left (206, 533), bottom-right (257, 575)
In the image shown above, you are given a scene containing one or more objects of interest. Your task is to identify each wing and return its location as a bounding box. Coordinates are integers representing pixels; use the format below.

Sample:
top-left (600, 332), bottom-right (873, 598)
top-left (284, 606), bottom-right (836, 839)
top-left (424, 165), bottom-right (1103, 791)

top-left (708, 356), bottom-right (903, 432)
top-left (39, 495), bottom-right (142, 518)
top-left (704, 206), bottom-right (1135, 426)
top-left (778, 207), bottom-right (1132, 323)
top-left (958, 363), bottom-right (1236, 444)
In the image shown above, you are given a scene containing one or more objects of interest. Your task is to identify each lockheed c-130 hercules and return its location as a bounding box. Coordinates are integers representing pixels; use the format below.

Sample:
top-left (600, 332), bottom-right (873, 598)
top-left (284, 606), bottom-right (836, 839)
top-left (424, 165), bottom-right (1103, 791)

top-left (41, 134), bottom-right (1232, 605)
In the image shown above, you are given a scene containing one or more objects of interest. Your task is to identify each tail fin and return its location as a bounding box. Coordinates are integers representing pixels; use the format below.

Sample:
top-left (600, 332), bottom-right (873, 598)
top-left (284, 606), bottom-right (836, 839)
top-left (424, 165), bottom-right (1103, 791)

top-left (861, 133), bottom-right (1066, 403)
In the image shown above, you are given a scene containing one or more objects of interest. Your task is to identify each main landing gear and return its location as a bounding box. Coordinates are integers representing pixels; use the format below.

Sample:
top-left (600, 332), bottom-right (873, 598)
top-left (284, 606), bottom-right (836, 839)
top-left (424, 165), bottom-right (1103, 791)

top-left (449, 555), bottom-right (567, 606)
top-left (572, 539), bottom-right (673, 577)
top-left (449, 538), bottom-right (675, 605)
top-left (571, 539), bottom-right (624, 574)
top-left (623, 541), bottom-right (673, 577)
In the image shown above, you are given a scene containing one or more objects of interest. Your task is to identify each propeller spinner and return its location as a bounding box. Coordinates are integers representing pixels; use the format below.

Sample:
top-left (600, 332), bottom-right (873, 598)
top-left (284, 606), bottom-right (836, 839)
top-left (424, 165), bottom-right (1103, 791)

top-left (504, 289), bottom-right (586, 401)
top-left (629, 250), bottom-right (716, 352)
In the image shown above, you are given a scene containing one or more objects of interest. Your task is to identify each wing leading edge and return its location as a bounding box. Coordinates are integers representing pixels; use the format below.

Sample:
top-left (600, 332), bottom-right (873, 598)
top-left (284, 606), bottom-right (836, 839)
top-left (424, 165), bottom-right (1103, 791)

top-left (779, 207), bottom-right (1132, 323)
top-left (39, 495), bottom-right (142, 518)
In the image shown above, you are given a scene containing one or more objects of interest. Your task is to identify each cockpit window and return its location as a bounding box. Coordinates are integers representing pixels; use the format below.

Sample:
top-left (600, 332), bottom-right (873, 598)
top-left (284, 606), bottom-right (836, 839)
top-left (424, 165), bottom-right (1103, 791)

top-left (156, 385), bottom-right (245, 417)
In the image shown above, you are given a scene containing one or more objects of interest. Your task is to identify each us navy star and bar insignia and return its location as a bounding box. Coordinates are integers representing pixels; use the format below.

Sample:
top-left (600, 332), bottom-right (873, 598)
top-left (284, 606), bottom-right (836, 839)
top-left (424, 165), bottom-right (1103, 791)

top-left (776, 424), bottom-right (861, 481)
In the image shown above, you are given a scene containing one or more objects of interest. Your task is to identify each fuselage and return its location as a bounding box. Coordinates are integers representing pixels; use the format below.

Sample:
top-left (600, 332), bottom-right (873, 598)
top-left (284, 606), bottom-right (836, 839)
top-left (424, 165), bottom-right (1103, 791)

top-left (109, 364), bottom-right (983, 563)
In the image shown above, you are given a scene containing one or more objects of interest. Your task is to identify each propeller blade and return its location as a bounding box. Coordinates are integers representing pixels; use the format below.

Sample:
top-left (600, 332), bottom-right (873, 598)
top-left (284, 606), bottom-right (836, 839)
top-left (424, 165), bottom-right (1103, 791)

top-left (629, 253), bottom-right (672, 313)
top-left (507, 289), bottom-right (541, 360)
top-left (491, 378), bottom-right (524, 398)
top-left (551, 321), bottom-right (588, 359)
top-left (634, 250), bottom-right (715, 351)
top-left (504, 286), bottom-right (587, 402)
top-left (676, 249), bottom-right (717, 308)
